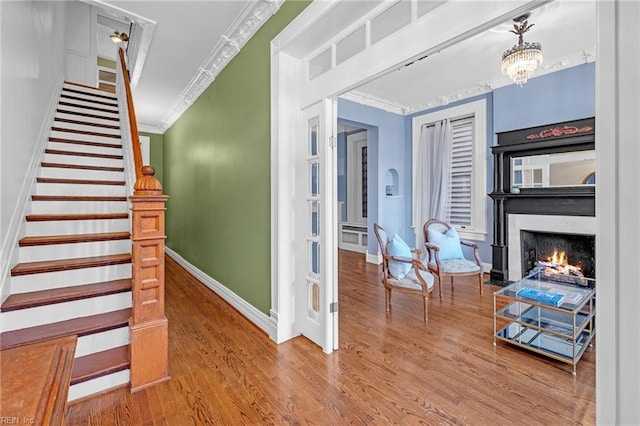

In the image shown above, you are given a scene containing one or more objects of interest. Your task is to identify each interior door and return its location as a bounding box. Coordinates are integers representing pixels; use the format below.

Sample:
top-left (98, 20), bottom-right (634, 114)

top-left (295, 98), bottom-right (338, 354)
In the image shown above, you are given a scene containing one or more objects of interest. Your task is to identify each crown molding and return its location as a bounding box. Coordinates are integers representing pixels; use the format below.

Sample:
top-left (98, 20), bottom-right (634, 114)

top-left (156, 0), bottom-right (283, 133)
top-left (340, 91), bottom-right (407, 116)
top-left (345, 48), bottom-right (597, 116)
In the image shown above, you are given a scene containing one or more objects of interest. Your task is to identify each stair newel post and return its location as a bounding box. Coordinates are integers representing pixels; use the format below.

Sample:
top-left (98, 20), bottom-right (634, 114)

top-left (128, 165), bottom-right (170, 392)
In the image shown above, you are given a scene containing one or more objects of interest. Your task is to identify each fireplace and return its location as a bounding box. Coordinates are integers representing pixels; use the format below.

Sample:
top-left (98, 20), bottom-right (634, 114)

top-left (490, 117), bottom-right (595, 283)
top-left (520, 230), bottom-right (595, 279)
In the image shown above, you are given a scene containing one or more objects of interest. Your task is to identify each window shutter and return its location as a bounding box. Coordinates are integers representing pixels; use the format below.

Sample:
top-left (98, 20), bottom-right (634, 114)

top-left (448, 116), bottom-right (474, 227)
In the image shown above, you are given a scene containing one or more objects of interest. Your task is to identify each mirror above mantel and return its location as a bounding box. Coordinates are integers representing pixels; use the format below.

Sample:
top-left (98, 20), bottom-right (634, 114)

top-left (512, 150), bottom-right (595, 189)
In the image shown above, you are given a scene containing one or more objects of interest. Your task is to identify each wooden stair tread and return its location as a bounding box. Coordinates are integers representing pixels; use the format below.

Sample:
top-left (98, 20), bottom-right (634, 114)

top-left (64, 81), bottom-right (114, 94)
top-left (41, 162), bottom-right (124, 172)
top-left (54, 117), bottom-right (119, 130)
top-left (32, 195), bottom-right (127, 202)
top-left (71, 346), bottom-right (130, 386)
top-left (19, 231), bottom-right (130, 246)
top-left (62, 87), bottom-right (117, 101)
top-left (36, 177), bottom-right (125, 186)
top-left (11, 253), bottom-right (132, 276)
top-left (26, 213), bottom-right (129, 222)
top-left (57, 108), bottom-right (119, 122)
top-left (1, 279), bottom-right (132, 312)
top-left (0, 309), bottom-right (131, 350)
top-left (0, 336), bottom-right (77, 425)
top-left (51, 127), bottom-right (121, 139)
top-left (45, 148), bottom-right (123, 159)
top-left (60, 94), bottom-right (118, 108)
top-left (58, 101), bottom-right (117, 115)
top-left (48, 136), bottom-right (122, 149)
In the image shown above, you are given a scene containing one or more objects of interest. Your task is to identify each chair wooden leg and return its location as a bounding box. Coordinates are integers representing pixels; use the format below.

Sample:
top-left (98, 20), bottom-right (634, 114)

top-left (438, 274), bottom-right (443, 298)
top-left (423, 296), bottom-right (428, 323)
top-left (385, 288), bottom-right (391, 313)
top-left (450, 276), bottom-right (454, 290)
top-left (478, 273), bottom-right (483, 295)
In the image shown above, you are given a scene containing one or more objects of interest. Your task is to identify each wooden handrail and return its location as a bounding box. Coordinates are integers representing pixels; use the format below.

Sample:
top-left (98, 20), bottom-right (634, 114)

top-left (118, 47), bottom-right (143, 181)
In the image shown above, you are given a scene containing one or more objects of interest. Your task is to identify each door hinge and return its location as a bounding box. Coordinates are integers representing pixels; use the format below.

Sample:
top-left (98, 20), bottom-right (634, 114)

top-left (329, 136), bottom-right (337, 149)
top-left (330, 302), bottom-right (338, 313)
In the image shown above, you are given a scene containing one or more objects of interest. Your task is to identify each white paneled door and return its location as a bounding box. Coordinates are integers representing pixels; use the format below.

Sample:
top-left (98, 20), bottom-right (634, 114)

top-left (295, 99), bottom-right (338, 354)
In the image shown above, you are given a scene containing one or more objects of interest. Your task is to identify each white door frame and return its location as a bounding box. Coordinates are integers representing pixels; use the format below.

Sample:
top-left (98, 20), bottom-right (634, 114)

top-left (270, 0), bottom-right (551, 342)
top-left (270, 5), bottom-right (633, 422)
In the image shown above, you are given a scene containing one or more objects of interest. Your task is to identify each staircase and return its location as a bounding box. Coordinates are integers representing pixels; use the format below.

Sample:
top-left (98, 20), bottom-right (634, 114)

top-left (0, 82), bottom-right (133, 402)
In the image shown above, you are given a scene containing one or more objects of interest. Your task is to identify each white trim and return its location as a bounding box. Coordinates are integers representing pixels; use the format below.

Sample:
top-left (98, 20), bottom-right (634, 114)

top-left (482, 262), bottom-right (492, 274)
top-left (411, 99), bottom-right (487, 243)
top-left (164, 247), bottom-right (276, 339)
top-left (0, 76), bottom-right (64, 304)
top-left (366, 251), bottom-right (382, 265)
top-left (340, 90), bottom-right (407, 115)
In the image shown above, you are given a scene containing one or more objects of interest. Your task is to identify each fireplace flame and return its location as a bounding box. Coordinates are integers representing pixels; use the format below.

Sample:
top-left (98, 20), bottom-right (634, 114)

top-left (548, 248), bottom-right (568, 266)
top-left (539, 248), bottom-right (582, 276)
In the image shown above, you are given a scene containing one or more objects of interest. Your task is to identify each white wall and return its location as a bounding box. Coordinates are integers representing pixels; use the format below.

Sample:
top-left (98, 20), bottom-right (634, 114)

top-left (0, 1), bottom-right (67, 301)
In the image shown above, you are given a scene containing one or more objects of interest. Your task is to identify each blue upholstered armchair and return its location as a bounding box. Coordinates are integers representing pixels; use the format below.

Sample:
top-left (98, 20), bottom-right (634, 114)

top-left (373, 224), bottom-right (435, 323)
top-left (422, 219), bottom-right (484, 298)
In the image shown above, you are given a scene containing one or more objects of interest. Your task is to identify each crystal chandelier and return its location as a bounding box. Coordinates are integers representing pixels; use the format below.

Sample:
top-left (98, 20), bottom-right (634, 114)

top-left (501, 14), bottom-right (543, 86)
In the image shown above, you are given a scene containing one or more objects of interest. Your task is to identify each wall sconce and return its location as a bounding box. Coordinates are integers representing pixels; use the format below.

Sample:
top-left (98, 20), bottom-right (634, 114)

top-left (110, 31), bottom-right (129, 43)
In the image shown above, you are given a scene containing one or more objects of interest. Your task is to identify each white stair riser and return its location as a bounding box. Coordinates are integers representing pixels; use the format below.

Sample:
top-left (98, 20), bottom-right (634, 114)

top-left (55, 111), bottom-right (120, 127)
top-left (19, 240), bottom-right (131, 263)
top-left (26, 218), bottom-right (130, 236)
top-left (50, 130), bottom-right (121, 145)
top-left (0, 292), bottom-right (132, 332)
top-left (67, 369), bottom-right (129, 402)
top-left (30, 200), bottom-right (129, 215)
top-left (51, 121), bottom-right (121, 137)
top-left (34, 182), bottom-right (126, 197)
top-left (43, 153), bottom-right (123, 168)
top-left (39, 166), bottom-right (125, 181)
top-left (10, 263), bottom-right (131, 293)
top-left (47, 141), bottom-right (122, 156)
top-left (56, 103), bottom-right (118, 119)
top-left (75, 327), bottom-right (130, 358)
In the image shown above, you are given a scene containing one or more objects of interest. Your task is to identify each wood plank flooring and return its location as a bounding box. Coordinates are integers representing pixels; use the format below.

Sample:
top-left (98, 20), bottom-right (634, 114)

top-left (64, 250), bottom-right (595, 425)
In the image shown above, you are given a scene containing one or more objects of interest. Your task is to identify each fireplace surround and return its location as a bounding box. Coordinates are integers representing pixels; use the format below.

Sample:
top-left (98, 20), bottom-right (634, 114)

top-left (489, 117), bottom-right (595, 283)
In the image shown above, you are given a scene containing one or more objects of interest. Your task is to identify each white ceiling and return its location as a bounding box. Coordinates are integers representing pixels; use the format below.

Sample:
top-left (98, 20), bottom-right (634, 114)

top-left (95, 0), bottom-right (596, 133)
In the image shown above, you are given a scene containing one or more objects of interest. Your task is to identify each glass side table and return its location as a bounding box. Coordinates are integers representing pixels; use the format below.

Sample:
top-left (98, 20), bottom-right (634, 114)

top-left (493, 270), bottom-right (596, 374)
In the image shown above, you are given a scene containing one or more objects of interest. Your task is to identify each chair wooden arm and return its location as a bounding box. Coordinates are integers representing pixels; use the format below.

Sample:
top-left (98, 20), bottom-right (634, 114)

top-left (460, 240), bottom-right (479, 249)
top-left (460, 240), bottom-right (482, 267)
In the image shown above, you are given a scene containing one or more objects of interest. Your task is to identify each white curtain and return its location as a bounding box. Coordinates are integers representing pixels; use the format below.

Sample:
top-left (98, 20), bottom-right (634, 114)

top-left (413, 119), bottom-right (452, 250)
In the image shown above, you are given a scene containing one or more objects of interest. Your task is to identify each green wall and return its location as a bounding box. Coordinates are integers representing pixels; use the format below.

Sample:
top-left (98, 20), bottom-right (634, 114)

top-left (140, 131), bottom-right (164, 185)
top-left (163, 1), bottom-right (310, 315)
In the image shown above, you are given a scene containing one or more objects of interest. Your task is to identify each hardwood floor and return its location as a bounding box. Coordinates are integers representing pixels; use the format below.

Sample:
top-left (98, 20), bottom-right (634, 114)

top-left (65, 250), bottom-right (595, 425)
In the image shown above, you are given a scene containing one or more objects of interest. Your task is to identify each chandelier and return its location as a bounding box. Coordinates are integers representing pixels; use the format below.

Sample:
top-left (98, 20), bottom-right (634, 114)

top-left (501, 14), bottom-right (543, 86)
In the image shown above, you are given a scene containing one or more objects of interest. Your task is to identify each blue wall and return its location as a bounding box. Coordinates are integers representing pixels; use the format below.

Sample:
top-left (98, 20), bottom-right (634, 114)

top-left (493, 63), bottom-right (595, 134)
top-left (338, 101), bottom-right (404, 254)
top-left (338, 62), bottom-right (596, 261)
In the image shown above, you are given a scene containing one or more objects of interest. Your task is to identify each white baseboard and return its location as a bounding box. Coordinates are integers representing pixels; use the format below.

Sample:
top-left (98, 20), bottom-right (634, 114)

top-left (483, 262), bottom-right (492, 274)
top-left (165, 247), bottom-right (276, 338)
top-left (366, 251), bottom-right (382, 264)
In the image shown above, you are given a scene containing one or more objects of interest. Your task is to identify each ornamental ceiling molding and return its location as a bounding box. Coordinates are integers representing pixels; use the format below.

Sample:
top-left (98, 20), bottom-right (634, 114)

top-left (339, 91), bottom-right (408, 116)
top-left (156, 0), bottom-right (283, 133)
top-left (344, 48), bottom-right (596, 117)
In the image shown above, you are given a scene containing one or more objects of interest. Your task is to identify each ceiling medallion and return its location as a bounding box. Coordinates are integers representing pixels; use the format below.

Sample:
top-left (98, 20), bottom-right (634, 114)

top-left (501, 13), bottom-right (543, 86)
